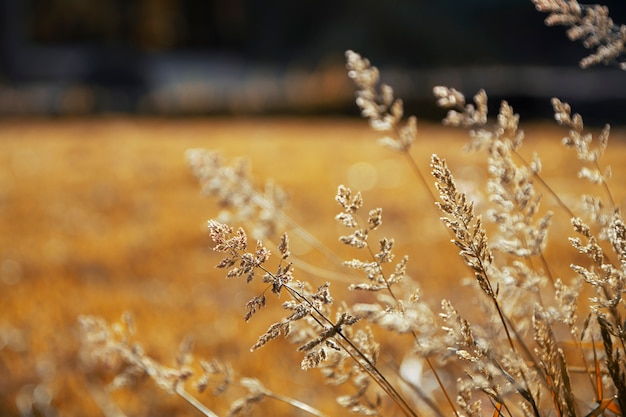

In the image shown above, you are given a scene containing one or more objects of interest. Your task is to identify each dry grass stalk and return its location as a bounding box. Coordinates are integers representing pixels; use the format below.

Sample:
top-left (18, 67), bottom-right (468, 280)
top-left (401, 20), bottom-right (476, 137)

top-left (77, 2), bottom-right (626, 417)
top-left (78, 313), bottom-right (333, 417)
top-left (346, 50), bottom-right (435, 201)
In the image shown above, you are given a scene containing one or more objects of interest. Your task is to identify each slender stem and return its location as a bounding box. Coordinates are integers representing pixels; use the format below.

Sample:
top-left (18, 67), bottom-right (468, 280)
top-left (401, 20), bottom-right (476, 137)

top-left (86, 382), bottom-right (129, 417)
top-left (378, 284), bottom-right (456, 417)
top-left (256, 260), bottom-right (417, 416)
top-left (283, 284), bottom-right (420, 417)
top-left (455, 207), bottom-right (542, 413)
top-left (265, 392), bottom-right (331, 417)
top-left (514, 149), bottom-right (620, 269)
top-left (537, 252), bottom-right (555, 286)
top-left (176, 386), bottom-right (220, 417)
top-left (264, 239), bottom-right (356, 283)
top-left (512, 149), bottom-right (576, 219)
top-left (403, 150), bottom-right (437, 204)
top-left (491, 297), bottom-right (516, 353)
top-left (359, 220), bottom-right (459, 417)
top-left (280, 211), bottom-right (347, 268)
top-left (422, 356), bottom-right (457, 417)
top-left (594, 159), bottom-right (616, 209)
top-left (502, 311), bottom-right (547, 385)
top-left (498, 149), bottom-right (613, 398)
top-left (251, 194), bottom-right (346, 268)
top-left (375, 146), bottom-right (459, 417)
top-left (394, 367), bottom-right (447, 417)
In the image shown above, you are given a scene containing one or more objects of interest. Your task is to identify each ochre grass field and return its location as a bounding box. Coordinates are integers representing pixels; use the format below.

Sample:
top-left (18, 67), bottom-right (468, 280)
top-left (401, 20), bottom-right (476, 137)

top-left (1, 117), bottom-right (625, 416)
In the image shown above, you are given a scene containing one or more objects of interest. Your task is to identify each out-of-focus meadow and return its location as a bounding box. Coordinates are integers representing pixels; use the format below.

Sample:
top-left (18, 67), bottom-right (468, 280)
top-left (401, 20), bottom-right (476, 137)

top-left (1, 117), bottom-right (625, 416)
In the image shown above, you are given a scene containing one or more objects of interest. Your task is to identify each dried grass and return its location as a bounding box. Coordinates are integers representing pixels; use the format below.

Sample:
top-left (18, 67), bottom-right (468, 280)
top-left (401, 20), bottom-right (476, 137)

top-left (3, 1), bottom-right (626, 416)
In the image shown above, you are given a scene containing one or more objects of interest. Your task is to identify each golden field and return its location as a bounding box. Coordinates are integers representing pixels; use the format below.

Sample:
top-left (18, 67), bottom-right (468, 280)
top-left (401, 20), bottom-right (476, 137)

top-left (1, 117), bottom-right (625, 416)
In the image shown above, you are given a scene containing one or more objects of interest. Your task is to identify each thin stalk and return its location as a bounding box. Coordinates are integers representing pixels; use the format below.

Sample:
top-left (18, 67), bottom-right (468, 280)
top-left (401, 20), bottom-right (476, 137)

top-left (227, 194), bottom-right (339, 269)
top-left (264, 239), bottom-right (356, 283)
top-left (348, 207), bottom-right (458, 417)
top-left (364, 243), bottom-right (459, 417)
top-left (380, 148), bottom-right (461, 417)
top-left (570, 337), bottom-right (596, 394)
top-left (491, 297), bottom-right (516, 353)
top-left (282, 283), bottom-right (420, 417)
top-left (277, 210), bottom-right (347, 268)
top-left (455, 207), bottom-right (542, 414)
top-left (487, 396), bottom-right (515, 417)
top-left (421, 356), bottom-right (457, 417)
top-left (515, 150), bottom-right (622, 270)
top-left (253, 260), bottom-right (418, 417)
top-left (265, 392), bottom-right (331, 417)
top-left (491, 358), bottom-right (541, 417)
top-left (495, 137), bottom-right (604, 400)
top-left (400, 377), bottom-right (447, 417)
top-left (488, 291), bottom-right (541, 417)
top-left (594, 159), bottom-right (616, 209)
top-left (403, 150), bottom-right (437, 204)
top-left (502, 312), bottom-right (548, 385)
top-left (176, 386), bottom-right (220, 417)
top-left (86, 382), bottom-right (129, 417)
top-left (513, 149), bottom-right (576, 218)
top-left (537, 252), bottom-right (555, 286)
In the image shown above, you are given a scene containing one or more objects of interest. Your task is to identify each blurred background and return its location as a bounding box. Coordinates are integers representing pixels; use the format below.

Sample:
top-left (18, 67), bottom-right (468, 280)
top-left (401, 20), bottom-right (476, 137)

top-left (1, 0), bottom-right (626, 123)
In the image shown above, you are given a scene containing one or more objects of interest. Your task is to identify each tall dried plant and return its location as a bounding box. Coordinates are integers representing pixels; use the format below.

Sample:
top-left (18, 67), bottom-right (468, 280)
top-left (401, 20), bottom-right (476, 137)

top-left (79, 1), bottom-right (626, 416)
